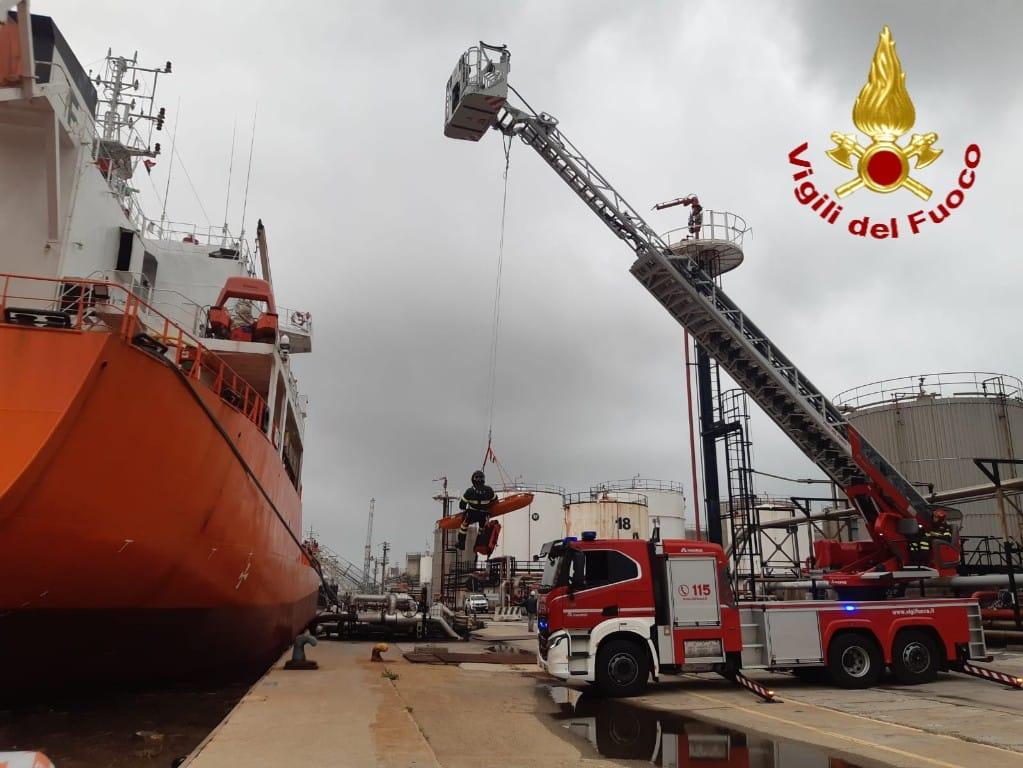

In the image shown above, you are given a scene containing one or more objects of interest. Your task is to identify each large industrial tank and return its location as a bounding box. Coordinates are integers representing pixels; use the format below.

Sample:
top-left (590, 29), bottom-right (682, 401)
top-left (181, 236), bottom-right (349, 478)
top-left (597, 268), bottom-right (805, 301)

top-left (419, 554), bottom-right (433, 589)
top-left (564, 491), bottom-right (649, 540)
top-left (492, 484), bottom-right (566, 563)
top-left (592, 479), bottom-right (686, 538)
top-left (405, 552), bottom-right (423, 583)
top-left (836, 372), bottom-right (1023, 541)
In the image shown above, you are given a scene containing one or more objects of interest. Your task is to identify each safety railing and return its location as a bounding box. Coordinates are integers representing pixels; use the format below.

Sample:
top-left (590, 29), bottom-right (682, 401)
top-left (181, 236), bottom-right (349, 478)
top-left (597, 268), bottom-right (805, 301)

top-left (591, 478), bottom-right (684, 495)
top-left (564, 490), bottom-right (648, 506)
top-left (137, 218), bottom-right (256, 271)
top-left (457, 43), bottom-right (510, 91)
top-left (278, 305), bottom-right (313, 338)
top-left (660, 210), bottom-right (750, 250)
top-left (497, 482), bottom-right (566, 497)
top-left (834, 372), bottom-right (1023, 410)
top-left (0, 273), bottom-right (269, 432)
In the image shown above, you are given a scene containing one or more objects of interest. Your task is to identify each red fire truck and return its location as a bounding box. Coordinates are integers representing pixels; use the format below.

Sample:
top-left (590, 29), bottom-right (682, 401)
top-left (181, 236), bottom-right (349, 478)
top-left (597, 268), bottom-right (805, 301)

top-left (537, 534), bottom-right (990, 697)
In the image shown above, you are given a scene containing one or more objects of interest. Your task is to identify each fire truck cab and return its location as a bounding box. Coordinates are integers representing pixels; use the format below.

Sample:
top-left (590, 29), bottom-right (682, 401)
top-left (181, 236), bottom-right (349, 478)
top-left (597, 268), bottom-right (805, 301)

top-left (537, 534), bottom-right (989, 697)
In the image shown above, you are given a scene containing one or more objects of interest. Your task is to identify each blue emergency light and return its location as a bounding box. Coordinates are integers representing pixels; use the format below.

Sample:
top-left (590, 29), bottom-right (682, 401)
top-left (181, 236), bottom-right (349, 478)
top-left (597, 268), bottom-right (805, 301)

top-left (538, 618), bottom-right (548, 631)
top-left (581, 531), bottom-right (597, 541)
top-left (843, 604), bottom-right (857, 612)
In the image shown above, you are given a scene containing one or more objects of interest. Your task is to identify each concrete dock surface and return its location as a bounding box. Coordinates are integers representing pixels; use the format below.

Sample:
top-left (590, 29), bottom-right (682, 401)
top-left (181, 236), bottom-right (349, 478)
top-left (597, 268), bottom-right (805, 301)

top-left (184, 625), bottom-right (1023, 767)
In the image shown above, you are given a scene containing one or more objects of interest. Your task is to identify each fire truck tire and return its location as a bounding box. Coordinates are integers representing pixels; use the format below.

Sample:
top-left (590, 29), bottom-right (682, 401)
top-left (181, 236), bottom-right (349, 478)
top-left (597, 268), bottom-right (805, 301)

top-left (891, 629), bottom-right (940, 684)
top-left (595, 638), bottom-right (650, 698)
top-left (827, 632), bottom-right (882, 689)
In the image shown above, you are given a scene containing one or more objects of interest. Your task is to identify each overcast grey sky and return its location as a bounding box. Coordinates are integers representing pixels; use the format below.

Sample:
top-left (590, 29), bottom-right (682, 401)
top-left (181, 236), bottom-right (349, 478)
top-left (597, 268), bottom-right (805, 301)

top-left (45, 1), bottom-right (1023, 565)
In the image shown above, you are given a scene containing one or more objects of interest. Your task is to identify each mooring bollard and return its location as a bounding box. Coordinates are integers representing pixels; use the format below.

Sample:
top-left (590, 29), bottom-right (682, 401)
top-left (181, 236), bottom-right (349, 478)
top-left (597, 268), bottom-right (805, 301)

top-left (284, 631), bottom-right (319, 670)
top-left (370, 642), bottom-right (389, 662)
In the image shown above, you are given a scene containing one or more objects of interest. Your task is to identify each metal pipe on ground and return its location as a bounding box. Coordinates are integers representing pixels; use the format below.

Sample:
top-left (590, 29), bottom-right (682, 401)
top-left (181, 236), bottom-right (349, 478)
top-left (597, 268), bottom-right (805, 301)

top-left (429, 616), bottom-right (462, 639)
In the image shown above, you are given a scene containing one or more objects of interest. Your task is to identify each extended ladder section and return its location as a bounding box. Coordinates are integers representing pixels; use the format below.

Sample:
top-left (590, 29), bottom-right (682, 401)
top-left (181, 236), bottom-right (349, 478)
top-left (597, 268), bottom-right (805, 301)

top-left (492, 105), bottom-right (932, 527)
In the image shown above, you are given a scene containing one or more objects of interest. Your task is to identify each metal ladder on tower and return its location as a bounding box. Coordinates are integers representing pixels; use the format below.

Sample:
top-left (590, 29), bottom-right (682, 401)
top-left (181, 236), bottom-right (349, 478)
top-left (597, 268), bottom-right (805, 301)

top-left (491, 104), bottom-right (934, 524)
top-left (719, 388), bottom-right (760, 594)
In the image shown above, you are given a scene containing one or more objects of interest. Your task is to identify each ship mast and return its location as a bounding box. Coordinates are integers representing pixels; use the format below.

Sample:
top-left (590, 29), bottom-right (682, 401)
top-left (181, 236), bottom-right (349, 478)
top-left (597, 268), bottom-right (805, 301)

top-left (91, 51), bottom-right (170, 214)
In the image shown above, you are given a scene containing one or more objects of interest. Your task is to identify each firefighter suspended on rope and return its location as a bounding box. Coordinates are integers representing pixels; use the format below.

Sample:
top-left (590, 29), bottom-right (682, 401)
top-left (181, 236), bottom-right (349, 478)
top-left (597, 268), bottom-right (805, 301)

top-left (457, 469), bottom-right (498, 550)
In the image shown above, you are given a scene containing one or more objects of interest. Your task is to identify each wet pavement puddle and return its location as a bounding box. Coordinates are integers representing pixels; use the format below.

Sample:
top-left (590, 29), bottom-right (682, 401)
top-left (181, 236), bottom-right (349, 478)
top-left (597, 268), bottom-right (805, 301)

top-left (544, 686), bottom-right (864, 767)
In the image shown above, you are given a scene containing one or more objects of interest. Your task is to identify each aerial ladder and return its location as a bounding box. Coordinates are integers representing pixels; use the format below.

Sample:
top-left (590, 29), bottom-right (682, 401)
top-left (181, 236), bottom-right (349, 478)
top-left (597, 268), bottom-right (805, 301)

top-left (443, 44), bottom-right (961, 598)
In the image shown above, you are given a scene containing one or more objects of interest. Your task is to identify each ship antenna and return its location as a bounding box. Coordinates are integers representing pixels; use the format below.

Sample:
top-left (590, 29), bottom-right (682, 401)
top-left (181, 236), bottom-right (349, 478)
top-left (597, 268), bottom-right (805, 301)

top-left (159, 98), bottom-right (181, 234)
top-left (238, 105), bottom-right (258, 250)
top-left (222, 117), bottom-right (237, 246)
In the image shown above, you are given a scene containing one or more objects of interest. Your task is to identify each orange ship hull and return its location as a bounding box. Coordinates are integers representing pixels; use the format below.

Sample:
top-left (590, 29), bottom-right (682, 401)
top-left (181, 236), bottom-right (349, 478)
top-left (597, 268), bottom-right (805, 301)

top-left (0, 322), bottom-right (319, 691)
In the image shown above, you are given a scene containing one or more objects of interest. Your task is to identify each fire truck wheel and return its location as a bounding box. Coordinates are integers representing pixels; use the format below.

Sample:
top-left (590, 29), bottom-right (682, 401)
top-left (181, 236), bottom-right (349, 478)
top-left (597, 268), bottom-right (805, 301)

top-left (827, 632), bottom-right (882, 689)
top-left (891, 629), bottom-right (940, 685)
top-left (595, 638), bottom-right (650, 698)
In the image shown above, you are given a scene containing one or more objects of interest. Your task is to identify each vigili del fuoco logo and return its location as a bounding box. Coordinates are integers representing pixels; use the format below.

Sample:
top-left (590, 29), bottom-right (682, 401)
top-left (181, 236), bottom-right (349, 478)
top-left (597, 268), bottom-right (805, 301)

top-left (788, 26), bottom-right (980, 239)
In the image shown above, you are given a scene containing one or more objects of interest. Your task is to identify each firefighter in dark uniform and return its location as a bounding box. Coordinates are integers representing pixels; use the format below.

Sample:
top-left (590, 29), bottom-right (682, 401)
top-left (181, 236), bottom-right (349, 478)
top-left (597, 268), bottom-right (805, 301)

top-left (687, 196), bottom-right (703, 239)
top-left (926, 509), bottom-right (953, 550)
top-left (909, 509), bottom-right (953, 565)
top-left (457, 470), bottom-right (496, 550)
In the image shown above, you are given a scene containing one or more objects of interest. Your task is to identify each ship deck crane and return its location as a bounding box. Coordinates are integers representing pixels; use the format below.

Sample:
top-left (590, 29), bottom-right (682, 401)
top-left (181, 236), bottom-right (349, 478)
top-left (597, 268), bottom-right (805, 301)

top-left (443, 44), bottom-right (960, 597)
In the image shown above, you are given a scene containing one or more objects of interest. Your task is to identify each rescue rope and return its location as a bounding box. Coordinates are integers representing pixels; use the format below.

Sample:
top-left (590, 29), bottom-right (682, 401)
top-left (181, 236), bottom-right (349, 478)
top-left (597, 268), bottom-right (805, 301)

top-left (481, 136), bottom-right (513, 469)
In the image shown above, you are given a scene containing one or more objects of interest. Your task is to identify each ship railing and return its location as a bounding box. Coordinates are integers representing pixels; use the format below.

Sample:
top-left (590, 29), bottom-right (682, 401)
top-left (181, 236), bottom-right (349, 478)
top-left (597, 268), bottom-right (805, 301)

top-left (0, 273), bottom-right (269, 433)
top-left (277, 304), bottom-right (314, 338)
top-left (76, 270), bottom-right (209, 337)
top-left (139, 218), bottom-right (256, 271)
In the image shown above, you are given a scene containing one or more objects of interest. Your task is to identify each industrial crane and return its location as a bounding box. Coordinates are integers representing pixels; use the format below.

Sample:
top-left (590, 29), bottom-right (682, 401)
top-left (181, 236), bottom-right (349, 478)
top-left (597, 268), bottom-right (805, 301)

top-left (443, 44), bottom-right (960, 598)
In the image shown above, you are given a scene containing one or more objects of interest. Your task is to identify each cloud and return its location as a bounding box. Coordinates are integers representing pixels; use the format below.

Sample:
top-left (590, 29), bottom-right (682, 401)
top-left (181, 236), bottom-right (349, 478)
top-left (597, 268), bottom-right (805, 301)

top-left (43, 0), bottom-right (1023, 565)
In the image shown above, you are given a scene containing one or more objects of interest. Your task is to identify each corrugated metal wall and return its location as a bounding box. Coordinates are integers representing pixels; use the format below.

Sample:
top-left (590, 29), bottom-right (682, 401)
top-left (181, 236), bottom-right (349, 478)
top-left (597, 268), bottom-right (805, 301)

top-left (846, 395), bottom-right (1023, 540)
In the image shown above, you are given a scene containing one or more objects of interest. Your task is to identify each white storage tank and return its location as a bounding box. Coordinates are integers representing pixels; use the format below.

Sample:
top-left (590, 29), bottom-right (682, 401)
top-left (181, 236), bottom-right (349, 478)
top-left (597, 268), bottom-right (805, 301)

top-left (564, 491), bottom-right (649, 541)
top-left (419, 554), bottom-right (433, 589)
top-left (405, 552), bottom-right (423, 583)
top-left (492, 483), bottom-right (565, 563)
top-left (836, 372), bottom-right (1023, 541)
top-left (592, 479), bottom-right (686, 539)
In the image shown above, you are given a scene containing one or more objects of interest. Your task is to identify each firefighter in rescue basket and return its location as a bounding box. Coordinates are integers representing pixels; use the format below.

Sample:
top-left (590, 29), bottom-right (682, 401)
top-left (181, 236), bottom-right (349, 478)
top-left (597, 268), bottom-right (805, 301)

top-left (457, 470), bottom-right (497, 550)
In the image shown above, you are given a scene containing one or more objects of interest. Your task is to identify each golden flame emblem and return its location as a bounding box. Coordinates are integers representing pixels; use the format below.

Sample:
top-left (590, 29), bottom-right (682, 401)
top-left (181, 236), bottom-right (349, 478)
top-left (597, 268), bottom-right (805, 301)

top-left (826, 26), bottom-right (941, 200)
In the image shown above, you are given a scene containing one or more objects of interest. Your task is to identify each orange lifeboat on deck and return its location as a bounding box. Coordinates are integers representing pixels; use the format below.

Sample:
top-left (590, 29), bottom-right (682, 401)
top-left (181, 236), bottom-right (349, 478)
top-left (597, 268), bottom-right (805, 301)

top-left (207, 277), bottom-right (279, 343)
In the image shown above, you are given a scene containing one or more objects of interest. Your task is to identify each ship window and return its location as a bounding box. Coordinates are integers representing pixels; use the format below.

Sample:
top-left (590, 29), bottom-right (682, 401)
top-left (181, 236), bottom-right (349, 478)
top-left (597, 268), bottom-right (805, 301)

top-left (140, 252), bottom-right (158, 302)
top-left (115, 229), bottom-right (133, 271)
top-left (282, 405), bottom-right (303, 489)
top-left (271, 372), bottom-right (286, 441)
